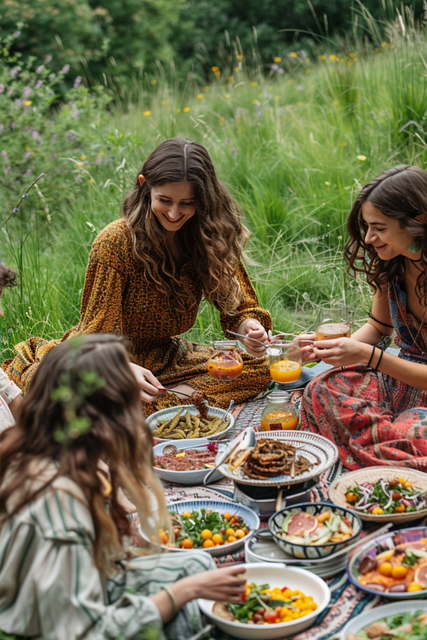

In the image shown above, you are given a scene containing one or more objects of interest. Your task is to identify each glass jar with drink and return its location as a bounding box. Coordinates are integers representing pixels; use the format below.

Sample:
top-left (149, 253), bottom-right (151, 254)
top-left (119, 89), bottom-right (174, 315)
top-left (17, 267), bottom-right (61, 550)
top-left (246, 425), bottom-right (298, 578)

top-left (315, 305), bottom-right (354, 341)
top-left (260, 391), bottom-right (299, 430)
top-left (207, 341), bottom-right (244, 381)
top-left (267, 337), bottom-right (302, 383)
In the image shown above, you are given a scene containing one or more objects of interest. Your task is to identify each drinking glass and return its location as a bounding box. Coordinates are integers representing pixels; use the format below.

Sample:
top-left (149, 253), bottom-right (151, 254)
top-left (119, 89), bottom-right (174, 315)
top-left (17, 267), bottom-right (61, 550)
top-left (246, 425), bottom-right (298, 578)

top-left (267, 338), bottom-right (302, 383)
top-left (207, 341), bottom-right (244, 381)
top-left (315, 305), bottom-right (354, 341)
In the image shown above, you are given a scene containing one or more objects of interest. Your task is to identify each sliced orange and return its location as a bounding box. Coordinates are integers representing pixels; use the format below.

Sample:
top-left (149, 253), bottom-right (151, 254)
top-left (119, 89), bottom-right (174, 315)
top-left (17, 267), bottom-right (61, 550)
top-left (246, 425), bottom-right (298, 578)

top-left (270, 360), bottom-right (300, 372)
top-left (287, 512), bottom-right (318, 537)
top-left (414, 562), bottom-right (427, 588)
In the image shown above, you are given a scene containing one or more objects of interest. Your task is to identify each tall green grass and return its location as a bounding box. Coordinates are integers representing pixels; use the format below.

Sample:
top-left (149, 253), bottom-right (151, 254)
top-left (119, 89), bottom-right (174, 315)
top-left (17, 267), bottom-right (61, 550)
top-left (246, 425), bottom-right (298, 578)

top-left (2, 6), bottom-right (427, 358)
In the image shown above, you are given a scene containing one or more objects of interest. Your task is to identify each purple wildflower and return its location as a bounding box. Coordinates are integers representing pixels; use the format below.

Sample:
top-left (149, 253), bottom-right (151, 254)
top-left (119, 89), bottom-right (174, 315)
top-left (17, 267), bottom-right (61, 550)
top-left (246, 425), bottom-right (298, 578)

top-left (10, 122), bottom-right (16, 129)
top-left (231, 148), bottom-right (238, 156)
top-left (96, 154), bottom-right (102, 166)
top-left (73, 76), bottom-right (82, 89)
top-left (73, 110), bottom-right (80, 118)
top-left (35, 80), bottom-right (43, 90)
top-left (62, 64), bottom-right (70, 73)
top-left (31, 129), bottom-right (40, 140)
top-left (25, 151), bottom-right (32, 158)
top-left (26, 169), bottom-right (32, 175)
top-left (36, 65), bottom-right (45, 74)
top-left (23, 86), bottom-right (32, 98)
top-left (271, 63), bottom-right (279, 71)
top-left (12, 208), bottom-right (19, 213)
top-left (0, 84), bottom-right (4, 93)
top-left (45, 54), bottom-right (52, 62)
top-left (14, 31), bottom-right (21, 37)
top-left (6, 168), bottom-right (11, 174)
top-left (14, 99), bottom-right (22, 106)
top-left (1, 150), bottom-right (7, 158)
top-left (10, 68), bottom-right (19, 78)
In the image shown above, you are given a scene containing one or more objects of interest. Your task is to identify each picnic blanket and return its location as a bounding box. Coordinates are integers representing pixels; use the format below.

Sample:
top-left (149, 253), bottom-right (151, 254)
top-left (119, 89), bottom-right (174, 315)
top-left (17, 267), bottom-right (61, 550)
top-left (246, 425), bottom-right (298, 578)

top-left (162, 395), bottom-right (425, 640)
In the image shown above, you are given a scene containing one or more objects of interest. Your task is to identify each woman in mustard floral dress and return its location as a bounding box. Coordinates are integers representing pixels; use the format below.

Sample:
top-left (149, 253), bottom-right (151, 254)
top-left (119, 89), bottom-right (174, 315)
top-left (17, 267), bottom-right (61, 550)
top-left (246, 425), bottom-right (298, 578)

top-left (3, 138), bottom-right (271, 413)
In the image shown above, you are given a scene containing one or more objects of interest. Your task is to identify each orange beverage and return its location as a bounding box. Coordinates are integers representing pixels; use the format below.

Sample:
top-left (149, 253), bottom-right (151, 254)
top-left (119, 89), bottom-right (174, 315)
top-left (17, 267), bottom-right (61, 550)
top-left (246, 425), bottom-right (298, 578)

top-left (315, 322), bottom-right (351, 340)
top-left (261, 410), bottom-right (299, 431)
top-left (207, 359), bottom-right (243, 381)
top-left (269, 359), bottom-right (302, 383)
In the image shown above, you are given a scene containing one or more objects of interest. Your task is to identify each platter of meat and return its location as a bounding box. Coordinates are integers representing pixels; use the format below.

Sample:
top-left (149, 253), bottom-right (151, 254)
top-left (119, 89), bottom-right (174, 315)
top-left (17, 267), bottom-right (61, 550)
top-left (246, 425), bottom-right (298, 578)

top-left (217, 431), bottom-right (338, 487)
top-left (152, 438), bottom-right (223, 485)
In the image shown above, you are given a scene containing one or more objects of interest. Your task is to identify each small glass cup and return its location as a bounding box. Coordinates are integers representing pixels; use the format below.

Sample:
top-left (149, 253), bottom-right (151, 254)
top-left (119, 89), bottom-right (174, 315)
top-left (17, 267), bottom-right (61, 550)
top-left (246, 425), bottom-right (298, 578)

top-left (207, 340), bottom-right (244, 382)
top-left (267, 338), bottom-right (302, 383)
top-left (315, 305), bottom-right (354, 341)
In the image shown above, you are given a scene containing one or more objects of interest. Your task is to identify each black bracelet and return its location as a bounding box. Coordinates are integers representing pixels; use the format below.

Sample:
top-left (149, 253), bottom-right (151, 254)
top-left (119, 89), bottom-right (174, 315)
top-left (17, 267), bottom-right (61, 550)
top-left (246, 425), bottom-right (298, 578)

top-left (367, 345), bottom-right (376, 368)
top-left (368, 311), bottom-right (394, 329)
top-left (374, 347), bottom-right (384, 371)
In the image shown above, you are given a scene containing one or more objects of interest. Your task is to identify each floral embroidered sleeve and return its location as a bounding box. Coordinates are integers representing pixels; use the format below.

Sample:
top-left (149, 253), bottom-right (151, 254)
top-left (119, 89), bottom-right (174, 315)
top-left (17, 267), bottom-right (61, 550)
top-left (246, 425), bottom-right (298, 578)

top-left (219, 264), bottom-right (272, 336)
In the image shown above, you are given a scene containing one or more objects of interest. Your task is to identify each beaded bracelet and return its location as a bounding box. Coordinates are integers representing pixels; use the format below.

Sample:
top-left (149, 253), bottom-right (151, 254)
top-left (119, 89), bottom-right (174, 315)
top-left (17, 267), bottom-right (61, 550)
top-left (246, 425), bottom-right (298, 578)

top-left (161, 585), bottom-right (177, 617)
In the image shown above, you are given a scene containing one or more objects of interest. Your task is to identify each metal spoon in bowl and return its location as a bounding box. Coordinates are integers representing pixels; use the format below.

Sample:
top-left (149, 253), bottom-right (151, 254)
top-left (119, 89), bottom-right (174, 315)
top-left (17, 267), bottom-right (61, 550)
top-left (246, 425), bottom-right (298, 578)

top-left (225, 330), bottom-right (268, 348)
top-left (161, 441), bottom-right (218, 456)
top-left (203, 427), bottom-right (257, 485)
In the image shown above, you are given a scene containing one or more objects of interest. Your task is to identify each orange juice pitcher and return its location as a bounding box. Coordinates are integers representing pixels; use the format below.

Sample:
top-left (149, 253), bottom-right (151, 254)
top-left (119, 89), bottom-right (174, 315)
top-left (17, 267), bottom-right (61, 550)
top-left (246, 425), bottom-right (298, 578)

top-left (207, 341), bottom-right (244, 381)
top-left (260, 391), bottom-right (299, 431)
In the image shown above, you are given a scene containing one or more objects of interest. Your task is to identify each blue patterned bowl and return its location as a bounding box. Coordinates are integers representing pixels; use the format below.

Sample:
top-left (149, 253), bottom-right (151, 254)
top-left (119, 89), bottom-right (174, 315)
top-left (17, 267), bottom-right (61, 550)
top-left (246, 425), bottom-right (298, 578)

top-left (268, 502), bottom-right (363, 559)
top-left (347, 527), bottom-right (427, 599)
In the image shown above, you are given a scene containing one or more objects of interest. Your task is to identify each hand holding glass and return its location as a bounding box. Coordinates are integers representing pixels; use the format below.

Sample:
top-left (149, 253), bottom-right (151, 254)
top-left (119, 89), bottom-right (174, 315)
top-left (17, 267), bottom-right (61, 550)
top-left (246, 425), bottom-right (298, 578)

top-left (315, 306), bottom-right (353, 341)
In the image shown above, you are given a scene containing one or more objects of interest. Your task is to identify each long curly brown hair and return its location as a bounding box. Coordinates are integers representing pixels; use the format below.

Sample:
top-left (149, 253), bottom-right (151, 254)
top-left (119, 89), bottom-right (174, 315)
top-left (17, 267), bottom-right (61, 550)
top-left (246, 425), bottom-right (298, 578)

top-left (122, 137), bottom-right (249, 313)
top-left (345, 165), bottom-right (427, 305)
top-left (0, 334), bottom-right (169, 575)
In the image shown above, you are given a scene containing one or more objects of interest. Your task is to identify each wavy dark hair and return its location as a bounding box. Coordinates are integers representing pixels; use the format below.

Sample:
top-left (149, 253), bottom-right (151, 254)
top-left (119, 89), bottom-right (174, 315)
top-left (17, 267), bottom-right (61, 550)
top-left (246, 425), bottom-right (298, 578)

top-left (0, 334), bottom-right (168, 575)
top-left (345, 165), bottom-right (427, 305)
top-left (0, 263), bottom-right (17, 292)
top-left (122, 137), bottom-right (249, 313)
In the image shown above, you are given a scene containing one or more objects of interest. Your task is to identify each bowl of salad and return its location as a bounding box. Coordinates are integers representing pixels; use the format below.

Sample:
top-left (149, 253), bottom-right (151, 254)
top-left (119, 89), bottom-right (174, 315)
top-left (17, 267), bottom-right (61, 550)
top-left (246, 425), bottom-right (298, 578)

top-left (198, 562), bottom-right (330, 639)
top-left (341, 601), bottom-right (427, 640)
top-left (328, 467), bottom-right (427, 524)
top-left (268, 502), bottom-right (363, 559)
top-left (157, 499), bottom-right (260, 558)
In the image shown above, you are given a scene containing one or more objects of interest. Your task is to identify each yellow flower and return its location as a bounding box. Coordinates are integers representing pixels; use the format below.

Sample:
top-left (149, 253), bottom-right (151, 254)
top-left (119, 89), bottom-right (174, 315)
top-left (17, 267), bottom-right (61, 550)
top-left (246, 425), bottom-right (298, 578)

top-left (150, 79), bottom-right (157, 85)
top-left (353, 57), bottom-right (358, 61)
top-left (325, 181), bottom-right (330, 185)
top-left (251, 81), bottom-right (258, 86)
top-left (25, 145), bottom-right (30, 151)
top-left (176, 108), bottom-right (181, 113)
top-left (375, 47), bottom-right (380, 52)
top-left (305, 69), bottom-right (310, 73)
top-left (162, 99), bottom-right (168, 104)
top-left (236, 54), bottom-right (243, 60)
top-left (214, 70), bottom-right (221, 77)
top-left (24, 100), bottom-right (32, 106)
top-left (357, 155), bottom-right (367, 161)
top-left (211, 66), bottom-right (219, 72)
top-left (90, 178), bottom-right (95, 183)
top-left (330, 54), bottom-right (336, 60)
top-left (183, 107), bottom-right (190, 112)
top-left (290, 52), bottom-right (297, 57)
top-left (287, 79), bottom-right (293, 84)
top-left (143, 111), bottom-right (151, 116)
top-left (381, 41), bottom-right (387, 47)
top-left (275, 95), bottom-right (279, 99)
top-left (227, 76), bottom-right (233, 81)
top-left (225, 93), bottom-right (230, 99)
top-left (197, 94), bottom-right (204, 99)
top-left (333, 100), bottom-right (339, 105)
top-left (80, 154), bottom-right (86, 160)
top-left (340, 142), bottom-right (347, 147)
top-left (219, 116), bottom-right (225, 122)
top-left (234, 66), bottom-right (239, 72)
top-left (204, 87), bottom-right (209, 91)
top-left (252, 99), bottom-right (257, 104)
top-left (236, 116), bottom-right (241, 123)
top-left (274, 56), bottom-right (281, 62)
top-left (76, 162), bottom-right (83, 167)
top-left (349, 52), bottom-right (355, 58)
top-left (320, 54), bottom-right (326, 60)
top-left (100, 151), bottom-right (104, 155)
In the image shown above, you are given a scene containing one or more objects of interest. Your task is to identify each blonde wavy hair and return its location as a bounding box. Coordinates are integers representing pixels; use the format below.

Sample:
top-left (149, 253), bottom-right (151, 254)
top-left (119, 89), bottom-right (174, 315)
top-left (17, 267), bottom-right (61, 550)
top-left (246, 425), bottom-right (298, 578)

top-left (0, 335), bottom-right (169, 576)
top-left (122, 137), bottom-right (249, 313)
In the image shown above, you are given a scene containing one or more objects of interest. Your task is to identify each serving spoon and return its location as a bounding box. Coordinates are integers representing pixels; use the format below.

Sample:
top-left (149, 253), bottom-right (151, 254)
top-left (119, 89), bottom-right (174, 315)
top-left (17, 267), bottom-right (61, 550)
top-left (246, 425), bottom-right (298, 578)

top-left (203, 427), bottom-right (256, 485)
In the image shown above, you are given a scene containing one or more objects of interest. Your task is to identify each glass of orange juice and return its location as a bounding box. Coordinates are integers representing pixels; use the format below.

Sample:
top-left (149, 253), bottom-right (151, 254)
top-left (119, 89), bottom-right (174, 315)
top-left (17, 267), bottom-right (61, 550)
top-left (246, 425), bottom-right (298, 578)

top-left (315, 305), bottom-right (353, 341)
top-left (267, 338), bottom-right (302, 383)
top-left (207, 341), bottom-right (244, 381)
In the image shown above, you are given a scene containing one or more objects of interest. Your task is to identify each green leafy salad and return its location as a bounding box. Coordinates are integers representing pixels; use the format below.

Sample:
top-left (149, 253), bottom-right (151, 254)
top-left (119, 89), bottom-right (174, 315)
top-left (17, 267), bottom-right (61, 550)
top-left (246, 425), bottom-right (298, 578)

top-left (347, 610), bottom-right (427, 640)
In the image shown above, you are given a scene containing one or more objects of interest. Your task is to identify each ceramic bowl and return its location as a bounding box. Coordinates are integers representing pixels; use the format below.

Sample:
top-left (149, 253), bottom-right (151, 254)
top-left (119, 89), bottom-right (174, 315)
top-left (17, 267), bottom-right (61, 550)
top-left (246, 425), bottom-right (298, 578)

top-left (340, 600), bottom-right (427, 640)
top-left (152, 438), bottom-right (222, 485)
top-left (146, 404), bottom-right (234, 442)
top-left (268, 501), bottom-right (363, 559)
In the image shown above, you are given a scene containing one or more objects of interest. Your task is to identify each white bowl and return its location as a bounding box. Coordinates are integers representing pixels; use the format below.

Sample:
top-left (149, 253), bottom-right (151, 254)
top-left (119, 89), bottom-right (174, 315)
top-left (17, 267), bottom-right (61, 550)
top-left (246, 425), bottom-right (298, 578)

top-left (341, 600), bottom-right (427, 640)
top-left (198, 563), bottom-right (330, 639)
top-left (146, 404), bottom-right (235, 442)
top-left (152, 438), bottom-right (222, 485)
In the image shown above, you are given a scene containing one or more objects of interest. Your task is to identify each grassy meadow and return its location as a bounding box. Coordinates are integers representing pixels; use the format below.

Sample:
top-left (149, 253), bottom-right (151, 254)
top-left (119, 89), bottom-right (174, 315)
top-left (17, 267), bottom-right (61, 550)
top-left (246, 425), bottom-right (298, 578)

top-left (2, 13), bottom-right (427, 358)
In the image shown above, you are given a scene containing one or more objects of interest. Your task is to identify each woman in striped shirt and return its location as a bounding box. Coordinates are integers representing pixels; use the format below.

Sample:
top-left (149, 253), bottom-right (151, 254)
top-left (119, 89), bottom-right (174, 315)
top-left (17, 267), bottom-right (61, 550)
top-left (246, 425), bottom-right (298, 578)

top-left (0, 334), bottom-right (246, 640)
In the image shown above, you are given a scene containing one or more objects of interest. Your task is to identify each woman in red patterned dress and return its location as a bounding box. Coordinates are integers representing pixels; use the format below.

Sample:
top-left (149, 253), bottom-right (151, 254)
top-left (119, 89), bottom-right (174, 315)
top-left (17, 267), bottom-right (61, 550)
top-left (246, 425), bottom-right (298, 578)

top-left (301, 165), bottom-right (427, 470)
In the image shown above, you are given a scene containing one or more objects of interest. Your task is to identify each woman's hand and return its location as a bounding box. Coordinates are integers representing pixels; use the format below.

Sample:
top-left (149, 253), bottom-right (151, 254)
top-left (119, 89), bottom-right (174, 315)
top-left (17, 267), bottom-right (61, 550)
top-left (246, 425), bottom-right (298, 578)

top-left (312, 338), bottom-right (371, 367)
top-left (129, 363), bottom-right (164, 402)
top-left (297, 333), bottom-right (319, 364)
top-left (237, 319), bottom-right (268, 357)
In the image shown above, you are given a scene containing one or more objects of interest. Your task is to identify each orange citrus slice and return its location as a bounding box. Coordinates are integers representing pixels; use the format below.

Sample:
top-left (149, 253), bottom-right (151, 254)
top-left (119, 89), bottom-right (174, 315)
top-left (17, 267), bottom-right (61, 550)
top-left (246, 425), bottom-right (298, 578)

top-left (288, 512), bottom-right (318, 537)
top-left (270, 360), bottom-right (300, 372)
top-left (414, 562), bottom-right (427, 588)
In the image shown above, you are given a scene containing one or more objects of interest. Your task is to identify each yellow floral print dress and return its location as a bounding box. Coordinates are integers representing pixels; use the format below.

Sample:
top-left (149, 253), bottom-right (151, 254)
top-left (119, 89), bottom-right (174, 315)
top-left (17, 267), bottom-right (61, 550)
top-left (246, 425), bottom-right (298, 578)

top-left (2, 219), bottom-right (271, 413)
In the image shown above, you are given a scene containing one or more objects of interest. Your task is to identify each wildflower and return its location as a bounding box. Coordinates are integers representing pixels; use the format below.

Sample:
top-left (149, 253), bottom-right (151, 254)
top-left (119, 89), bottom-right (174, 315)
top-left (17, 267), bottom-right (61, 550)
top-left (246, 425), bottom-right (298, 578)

top-left (35, 80), bottom-right (43, 89)
top-left (297, 85), bottom-right (304, 91)
top-left (5, 167), bottom-right (11, 173)
top-left (11, 122), bottom-right (16, 129)
top-left (325, 181), bottom-right (330, 185)
top-left (251, 99), bottom-right (257, 104)
top-left (333, 100), bottom-right (339, 105)
top-left (25, 151), bottom-right (32, 158)
top-left (357, 155), bottom-right (367, 161)
top-left (45, 54), bottom-right (53, 62)
top-left (287, 79), bottom-right (293, 84)
top-left (36, 65), bottom-right (45, 74)
top-left (212, 66), bottom-right (219, 72)
top-left (1, 150), bottom-right (7, 158)
top-left (329, 54), bottom-right (336, 61)
top-left (90, 178), bottom-right (95, 183)
top-left (14, 30), bottom-right (21, 37)
top-left (183, 107), bottom-right (190, 112)
top-left (73, 76), bottom-right (82, 89)
top-left (23, 86), bottom-right (32, 98)
top-left (10, 68), bottom-right (19, 78)
top-left (151, 79), bottom-right (157, 85)
top-left (231, 148), bottom-right (237, 156)
top-left (22, 193), bottom-right (28, 198)
top-left (320, 54), bottom-right (326, 60)
top-left (24, 100), bottom-right (32, 106)
top-left (176, 108), bottom-right (181, 113)
top-left (96, 155), bottom-right (102, 166)
top-left (305, 69), bottom-right (310, 74)
top-left (225, 93), bottom-right (230, 99)
top-left (275, 95), bottom-right (279, 99)
top-left (274, 56), bottom-right (281, 63)
top-left (76, 162), bottom-right (83, 167)
top-left (236, 116), bottom-right (241, 123)
top-left (290, 52), bottom-right (297, 58)
top-left (271, 64), bottom-right (279, 71)
top-left (381, 42), bottom-right (386, 47)
top-left (204, 86), bottom-right (209, 91)
top-left (62, 64), bottom-right (70, 73)
top-left (219, 116), bottom-right (225, 125)
top-left (197, 94), bottom-right (204, 99)
top-left (31, 129), bottom-right (40, 140)
top-left (227, 76), bottom-right (233, 81)
top-left (225, 137), bottom-right (231, 144)
top-left (236, 54), bottom-right (243, 60)
top-left (80, 155), bottom-right (86, 160)
top-left (26, 169), bottom-right (32, 175)
top-left (143, 111), bottom-right (151, 116)
top-left (340, 142), bottom-right (347, 147)
top-left (251, 81), bottom-right (258, 86)
top-left (13, 208), bottom-right (19, 213)
top-left (14, 99), bottom-right (22, 106)
top-left (214, 70), bottom-right (220, 77)
top-left (234, 66), bottom-right (239, 72)
top-left (161, 99), bottom-right (168, 104)
top-left (0, 84), bottom-right (4, 93)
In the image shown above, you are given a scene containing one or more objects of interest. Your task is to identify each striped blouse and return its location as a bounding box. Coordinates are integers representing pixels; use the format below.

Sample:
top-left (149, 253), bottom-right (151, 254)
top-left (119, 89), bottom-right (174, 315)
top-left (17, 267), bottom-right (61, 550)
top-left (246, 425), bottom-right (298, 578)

top-left (0, 464), bottom-right (213, 640)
